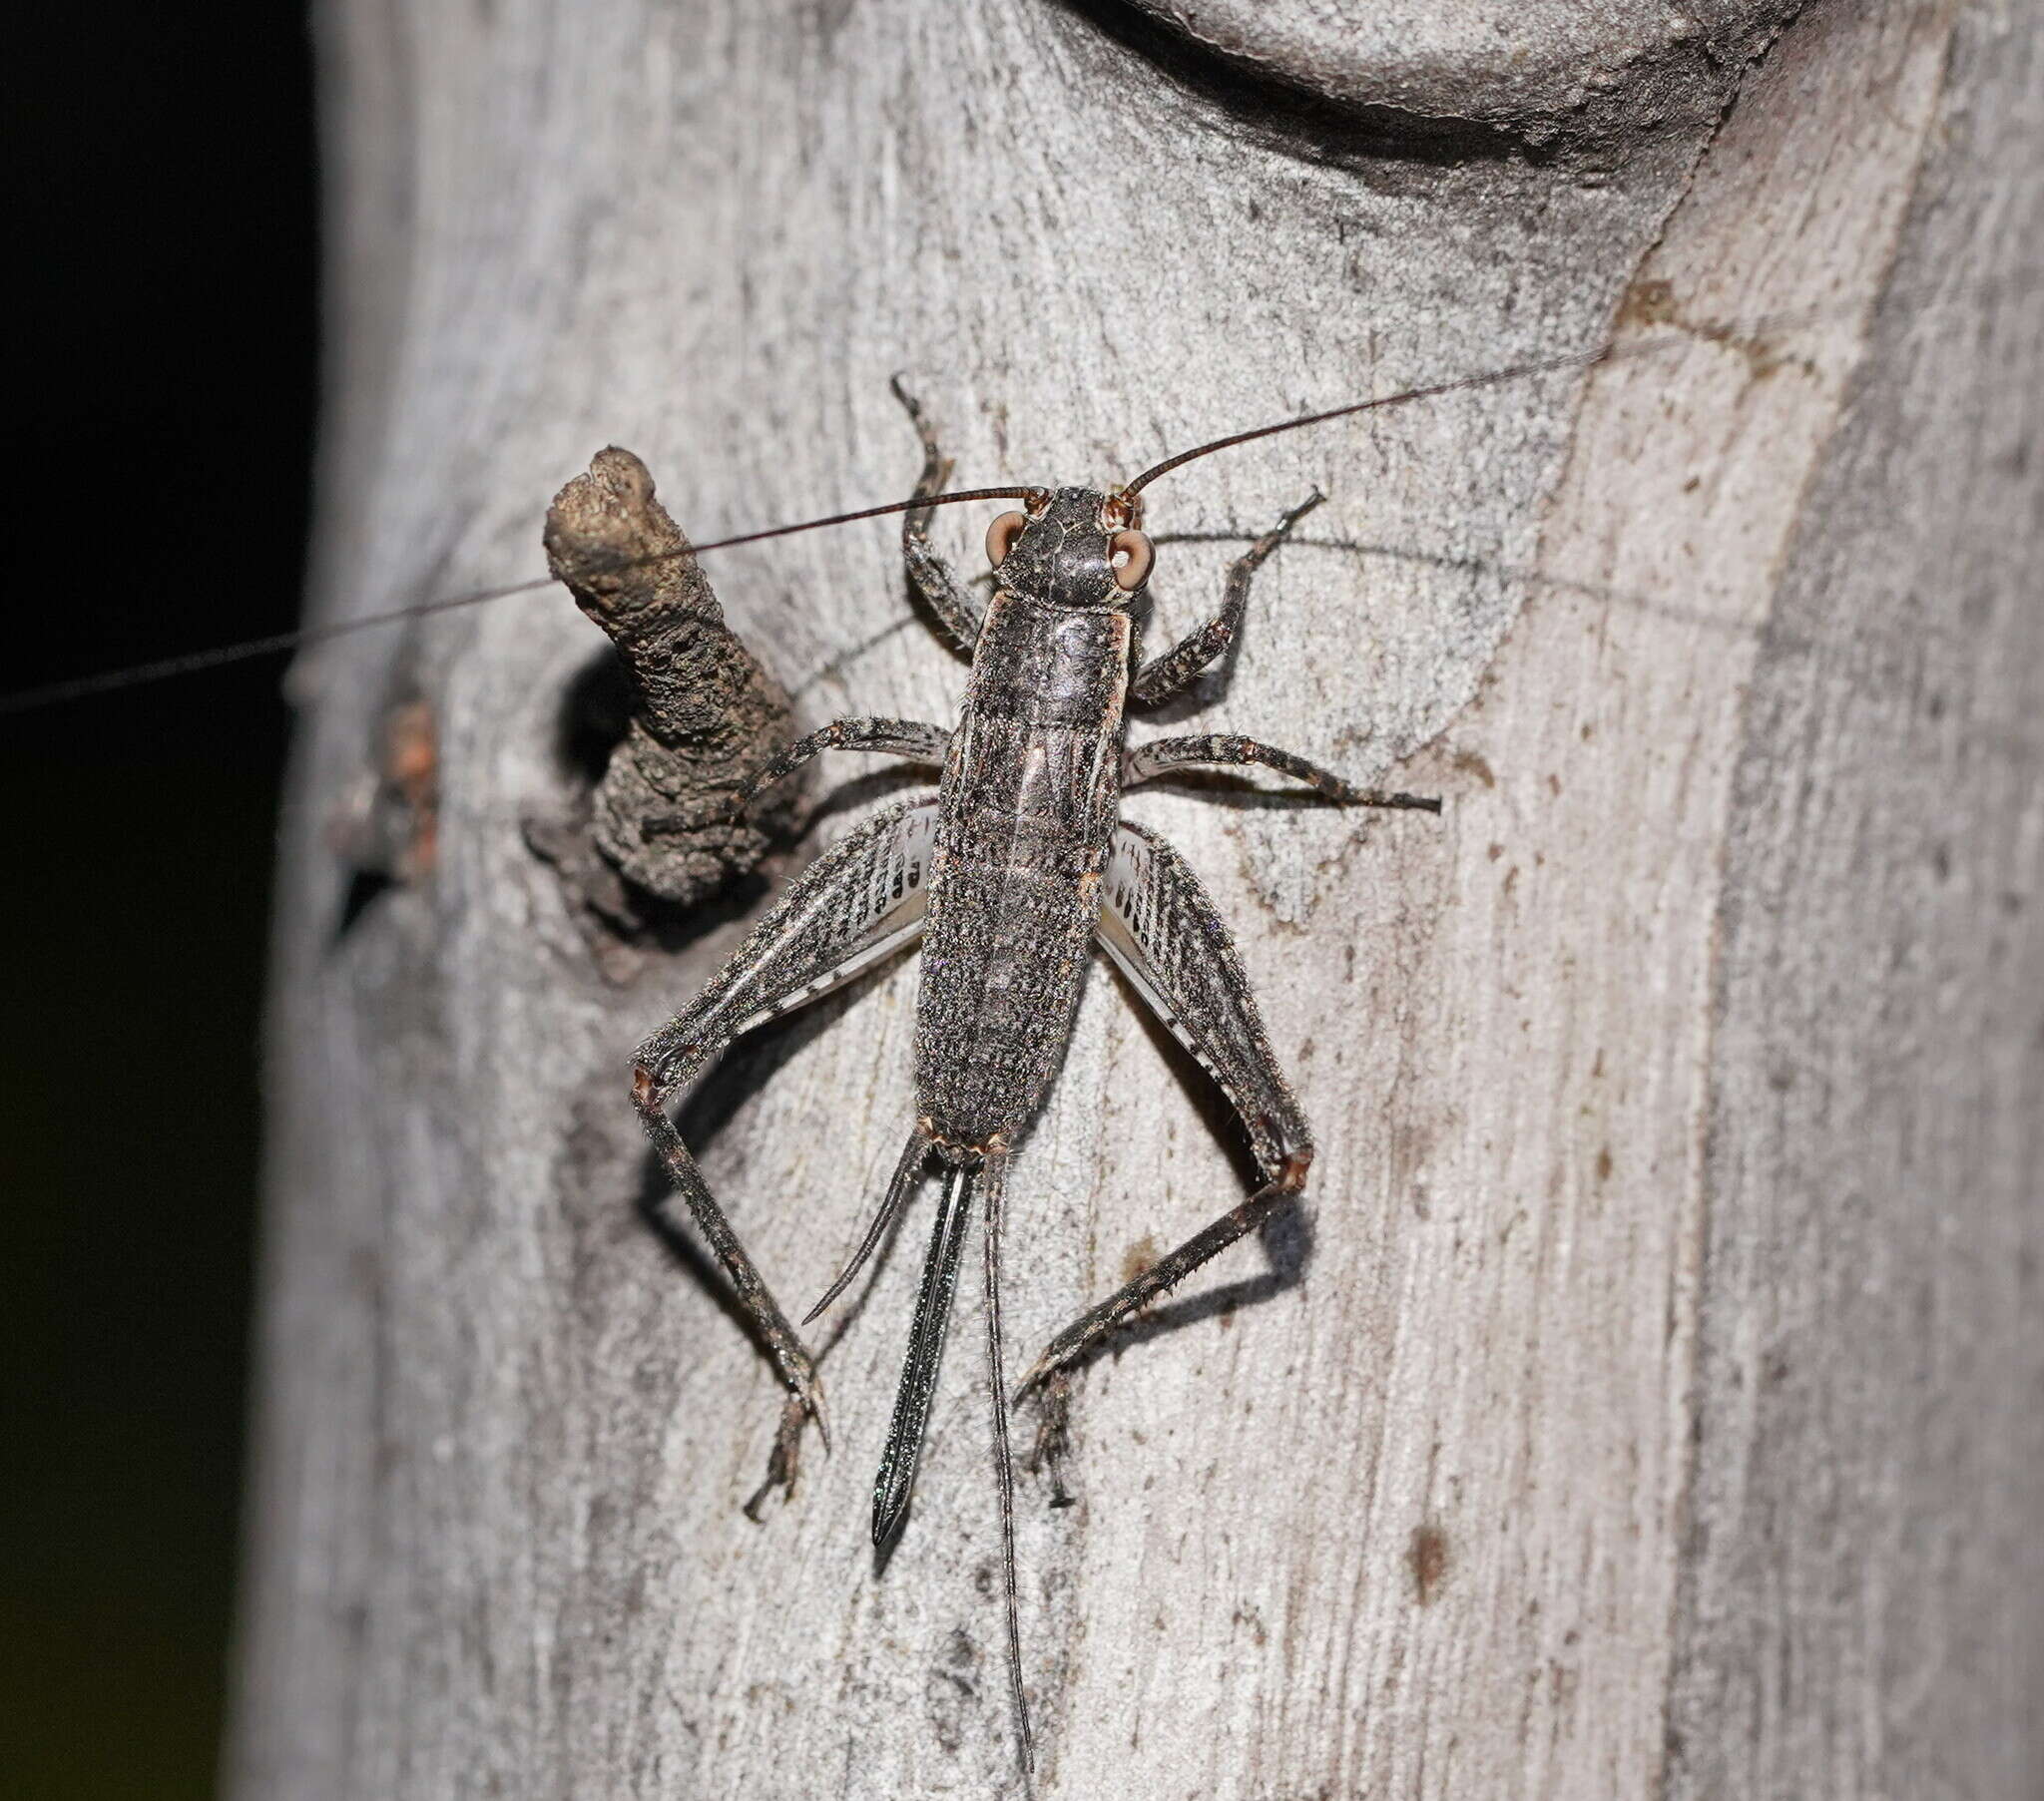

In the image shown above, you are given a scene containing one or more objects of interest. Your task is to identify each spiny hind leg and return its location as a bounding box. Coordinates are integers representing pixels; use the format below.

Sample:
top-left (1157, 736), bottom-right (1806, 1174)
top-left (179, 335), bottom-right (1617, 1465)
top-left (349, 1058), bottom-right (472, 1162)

top-left (1015, 1160), bottom-right (1308, 1400)
top-left (632, 1063), bottom-right (829, 1520)
top-left (1016, 822), bottom-right (1314, 1429)
top-left (891, 376), bottom-right (983, 654)
top-left (632, 799), bottom-right (940, 1514)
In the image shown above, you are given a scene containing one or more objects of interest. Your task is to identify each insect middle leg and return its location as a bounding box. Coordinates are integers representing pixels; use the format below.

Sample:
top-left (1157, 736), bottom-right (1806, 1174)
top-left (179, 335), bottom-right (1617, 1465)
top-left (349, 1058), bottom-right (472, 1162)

top-left (632, 799), bottom-right (940, 1513)
top-left (1129, 490), bottom-right (1324, 707)
top-left (728, 715), bottom-right (950, 816)
top-left (1124, 732), bottom-right (1440, 812)
top-left (1016, 821), bottom-right (1317, 1407)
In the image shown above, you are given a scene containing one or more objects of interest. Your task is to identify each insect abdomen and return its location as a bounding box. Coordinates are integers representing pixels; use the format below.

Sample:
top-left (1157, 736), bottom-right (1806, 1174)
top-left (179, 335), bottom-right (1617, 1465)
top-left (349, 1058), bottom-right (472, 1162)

top-left (915, 596), bottom-right (1129, 1151)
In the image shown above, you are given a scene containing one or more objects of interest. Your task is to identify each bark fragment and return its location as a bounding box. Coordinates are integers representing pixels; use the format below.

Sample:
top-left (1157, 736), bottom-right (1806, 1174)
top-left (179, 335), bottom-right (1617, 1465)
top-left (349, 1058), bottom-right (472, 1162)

top-left (539, 446), bottom-right (802, 910)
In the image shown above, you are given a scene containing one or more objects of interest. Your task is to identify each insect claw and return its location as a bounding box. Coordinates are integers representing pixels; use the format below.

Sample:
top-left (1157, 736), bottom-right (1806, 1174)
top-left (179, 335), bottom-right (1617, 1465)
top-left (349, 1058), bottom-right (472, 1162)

top-left (743, 1389), bottom-right (822, 1522)
top-left (801, 1380), bottom-right (830, 1453)
top-left (1010, 1358), bottom-right (1052, 1408)
top-left (718, 778), bottom-right (769, 827)
top-left (1019, 1370), bottom-right (1077, 1510)
top-left (1352, 788), bottom-right (1442, 813)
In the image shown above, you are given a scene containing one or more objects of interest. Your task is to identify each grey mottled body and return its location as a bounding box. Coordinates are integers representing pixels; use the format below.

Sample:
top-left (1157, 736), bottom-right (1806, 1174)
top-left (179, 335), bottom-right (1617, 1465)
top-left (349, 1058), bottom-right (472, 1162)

top-left (629, 389), bottom-right (1439, 1772)
top-left (917, 588), bottom-right (1129, 1151)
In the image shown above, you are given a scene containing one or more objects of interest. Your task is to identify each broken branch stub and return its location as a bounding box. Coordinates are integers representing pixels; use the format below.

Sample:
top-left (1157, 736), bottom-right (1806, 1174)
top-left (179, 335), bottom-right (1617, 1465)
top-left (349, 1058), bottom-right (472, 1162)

top-left (544, 446), bottom-right (802, 906)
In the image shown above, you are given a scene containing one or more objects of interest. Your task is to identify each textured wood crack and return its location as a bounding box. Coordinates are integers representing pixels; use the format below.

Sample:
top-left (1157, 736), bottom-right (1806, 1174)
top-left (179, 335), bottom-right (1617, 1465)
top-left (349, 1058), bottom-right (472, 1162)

top-left (1666, 2), bottom-right (2044, 1792)
top-left (1074, 0), bottom-right (1808, 154)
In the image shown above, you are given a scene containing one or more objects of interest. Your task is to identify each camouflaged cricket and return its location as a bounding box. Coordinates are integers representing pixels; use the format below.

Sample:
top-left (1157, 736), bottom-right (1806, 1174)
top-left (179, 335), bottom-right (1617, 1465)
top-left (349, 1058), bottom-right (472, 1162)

top-left (624, 385), bottom-right (1440, 1772)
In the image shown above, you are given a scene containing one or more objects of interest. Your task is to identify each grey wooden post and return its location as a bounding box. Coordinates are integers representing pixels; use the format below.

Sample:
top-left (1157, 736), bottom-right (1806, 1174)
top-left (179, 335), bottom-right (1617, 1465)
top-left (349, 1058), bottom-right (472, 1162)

top-left (233, 4), bottom-right (2043, 1794)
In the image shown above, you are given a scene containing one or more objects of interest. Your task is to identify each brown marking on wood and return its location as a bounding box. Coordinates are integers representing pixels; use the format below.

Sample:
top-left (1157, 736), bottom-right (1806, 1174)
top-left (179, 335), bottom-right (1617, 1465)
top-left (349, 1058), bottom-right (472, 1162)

top-left (1408, 1522), bottom-right (1450, 1606)
top-left (1448, 746), bottom-right (1497, 788)
top-left (1121, 1233), bottom-right (1163, 1288)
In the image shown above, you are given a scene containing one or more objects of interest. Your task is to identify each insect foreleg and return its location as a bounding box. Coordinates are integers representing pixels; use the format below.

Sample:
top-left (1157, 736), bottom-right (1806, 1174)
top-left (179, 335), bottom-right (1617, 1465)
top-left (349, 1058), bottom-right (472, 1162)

top-left (1124, 732), bottom-right (1441, 812)
top-left (1129, 490), bottom-right (1323, 707)
top-left (1016, 823), bottom-right (1315, 1405)
top-left (631, 800), bottom-right (940, 1514)
top-left (725, 716), bottom-right (950, 818)
top-left (890, 376), bottom-right (984, 655)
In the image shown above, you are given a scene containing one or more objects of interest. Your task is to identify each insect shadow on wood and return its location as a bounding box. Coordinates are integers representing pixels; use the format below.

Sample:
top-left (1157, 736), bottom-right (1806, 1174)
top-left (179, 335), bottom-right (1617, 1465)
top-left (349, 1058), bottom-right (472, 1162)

top-left (633, 973), bottom-right (912, 1417)
top-left (622, 379), bottom-right (1442, 1776)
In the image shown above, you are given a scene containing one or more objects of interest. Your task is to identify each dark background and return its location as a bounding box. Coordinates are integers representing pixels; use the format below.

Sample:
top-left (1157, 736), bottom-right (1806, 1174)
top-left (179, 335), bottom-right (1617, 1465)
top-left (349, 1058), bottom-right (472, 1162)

top-left (3, 9), bottom-right (316, 1796)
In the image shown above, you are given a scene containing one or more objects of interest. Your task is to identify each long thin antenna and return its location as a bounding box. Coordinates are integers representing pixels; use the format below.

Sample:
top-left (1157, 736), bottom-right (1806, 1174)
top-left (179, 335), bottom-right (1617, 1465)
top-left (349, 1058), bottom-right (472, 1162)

top-left (5, 262), bottom-right (2032, 720)
top-left (1121, 268), bottom-right (2041, 494)
top-left (0, 576), bottom-right (561, 716)
top-left (1122, 336), bottom-right (1678, 495)
top-left (693, 485), bottom-right (1042, 556)
top-left (0, 484), bottom-right (1039, 718)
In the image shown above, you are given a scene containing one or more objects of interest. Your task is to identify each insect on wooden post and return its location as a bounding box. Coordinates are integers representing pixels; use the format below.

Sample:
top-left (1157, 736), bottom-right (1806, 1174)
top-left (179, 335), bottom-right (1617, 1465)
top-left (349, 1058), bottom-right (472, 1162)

top-left (610, 378), bottom-right (1445, 1772)
top-left (7, 3), bottom-right (2037, 1794)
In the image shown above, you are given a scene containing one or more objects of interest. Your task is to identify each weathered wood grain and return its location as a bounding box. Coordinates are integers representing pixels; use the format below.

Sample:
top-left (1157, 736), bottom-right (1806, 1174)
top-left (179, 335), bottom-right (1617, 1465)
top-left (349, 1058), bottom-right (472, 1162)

top-left (232, 2), bottom-right (2042, 1795)
top-left (1665, 6), bottom-right (2044, 1794)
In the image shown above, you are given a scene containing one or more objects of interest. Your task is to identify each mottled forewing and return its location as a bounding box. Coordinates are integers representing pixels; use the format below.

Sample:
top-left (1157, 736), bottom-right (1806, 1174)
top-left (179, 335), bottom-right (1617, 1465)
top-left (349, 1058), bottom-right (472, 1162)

top-left (1097, 821), bottom-right (1308, 1178)
top-left (651, 800), bottom-right (940, 1066)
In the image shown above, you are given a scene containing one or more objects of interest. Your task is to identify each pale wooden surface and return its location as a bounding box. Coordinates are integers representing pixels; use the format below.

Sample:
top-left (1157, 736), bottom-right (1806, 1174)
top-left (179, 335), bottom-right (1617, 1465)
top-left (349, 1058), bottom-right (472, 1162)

top-left (232, 2), bottom-right (2043, 1795)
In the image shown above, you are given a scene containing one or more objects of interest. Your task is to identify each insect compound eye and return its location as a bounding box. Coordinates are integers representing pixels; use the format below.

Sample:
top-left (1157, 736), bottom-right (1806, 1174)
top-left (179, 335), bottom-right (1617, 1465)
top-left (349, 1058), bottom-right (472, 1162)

top-left (1108, 529), bottom-right (1153, 592)
top-left (985, 510), bottom-right (1029, 568)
